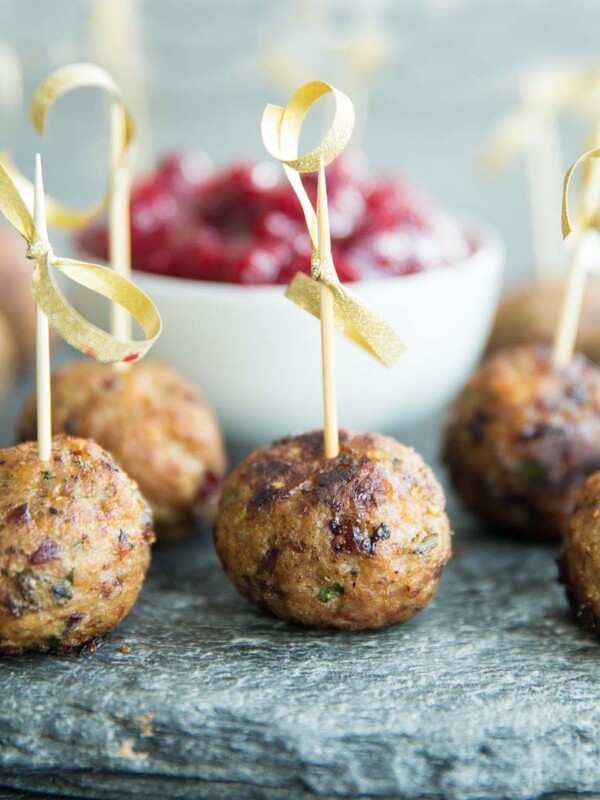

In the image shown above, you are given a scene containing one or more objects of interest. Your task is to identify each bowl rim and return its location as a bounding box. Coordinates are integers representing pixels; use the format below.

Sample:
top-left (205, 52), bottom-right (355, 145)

top-left (122, 211), bottom-right (504, 298)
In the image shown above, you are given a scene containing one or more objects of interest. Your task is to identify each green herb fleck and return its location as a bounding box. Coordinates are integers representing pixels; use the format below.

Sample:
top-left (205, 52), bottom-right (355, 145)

top-left (516, 460), bottom-right (548, 481)
top-left (65, 570), bottom-right (74, 585)
top-left (234, 508), bottom-right (247, 525)
top-left (51, 581), bottom-right (73, 605)
top-left (41, 470), bottom-right (54, 480)
top-left (318, 582), bottom-right (345, 603)
top-left (73, 540), bottom-right (85, 552)
top-left (415, 534), bottom-right (439, 554)
top-left (16, 569), bottom-right (38, 608)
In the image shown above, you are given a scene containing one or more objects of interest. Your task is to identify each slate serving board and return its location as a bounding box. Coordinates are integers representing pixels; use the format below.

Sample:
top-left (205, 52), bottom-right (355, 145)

top-left (0, 367), bottom-right (599, 800)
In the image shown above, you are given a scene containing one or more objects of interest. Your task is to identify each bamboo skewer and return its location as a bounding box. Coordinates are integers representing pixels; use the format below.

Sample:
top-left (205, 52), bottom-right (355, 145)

top-left (551, 234), bottom-right (592, 368)
top-left (109, 101), bottom-right (133, 345)
top-left (524, 115), bottom-right (564, 280)
top-left (33, 154), bottom-right (52, 462)
top-left (519, 77), bottom-right (564, 281)
top-left (552, 123), bottom-right (600, 369)
top-left (89, 0), bottom-right (154, 171)
top-left (317, 158), bottom-right (339, 459)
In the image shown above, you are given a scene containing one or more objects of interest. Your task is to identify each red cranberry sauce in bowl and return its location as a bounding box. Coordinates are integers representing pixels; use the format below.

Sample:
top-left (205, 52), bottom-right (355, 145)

top-left (77, 150), bottom-right (473, 285)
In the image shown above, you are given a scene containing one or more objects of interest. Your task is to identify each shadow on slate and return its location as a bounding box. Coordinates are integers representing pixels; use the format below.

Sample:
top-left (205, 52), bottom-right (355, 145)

top-left (0, 483), bottom-right (599, 800)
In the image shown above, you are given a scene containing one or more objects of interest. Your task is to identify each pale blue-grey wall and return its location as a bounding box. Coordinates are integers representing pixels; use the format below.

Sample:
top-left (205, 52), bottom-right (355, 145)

top-left (1, 0), bottom-right (599, 286)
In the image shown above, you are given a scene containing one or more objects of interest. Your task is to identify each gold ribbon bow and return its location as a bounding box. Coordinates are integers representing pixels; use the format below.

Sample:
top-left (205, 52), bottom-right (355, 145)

top-left (0, 164), bottom-right (160, 362)
top-left (482, 68), bottom-right (600, 175)
top-left (0, 63), bottom-right (134, 228)
top-left (261, 80), bottom-right (405, 367)
top-left (562, 147), bottom-right (600, 239)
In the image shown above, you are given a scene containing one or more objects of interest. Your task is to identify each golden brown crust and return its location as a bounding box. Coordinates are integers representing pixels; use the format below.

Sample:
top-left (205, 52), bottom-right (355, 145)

top-left (0, 435), bottom-right (153, 654)
top-left (17, 360), bottom-right (227, 542)
top-left (214, 430), bottom-right (452, 631)
top-left (559, 471), bottom-right (600, 634)
top-left (487, 277), bottom-right (600, 363)
top-left (443, 344), bottom-right (600, 538)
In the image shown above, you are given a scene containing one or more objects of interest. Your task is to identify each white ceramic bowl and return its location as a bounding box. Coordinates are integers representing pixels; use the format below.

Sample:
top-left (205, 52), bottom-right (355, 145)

top-left (75, 215), bottom-right (503, 447)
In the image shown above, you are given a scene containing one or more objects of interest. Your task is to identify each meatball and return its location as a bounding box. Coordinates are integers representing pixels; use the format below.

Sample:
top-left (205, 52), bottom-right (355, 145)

top-left (443, 344), bottom-right (600, 538)
top-left (559, 471), bottom-right (600, 634)
top-left (0, 435), bottom-right (154, 654)
top-left (17, 360), bottom-right (227, 543)
top-left (0, 221), bottom-right (38, 364)
top-left (214, 430), bottom-right (452, 631)
top-left (487, 278), bottom-right (600, 363)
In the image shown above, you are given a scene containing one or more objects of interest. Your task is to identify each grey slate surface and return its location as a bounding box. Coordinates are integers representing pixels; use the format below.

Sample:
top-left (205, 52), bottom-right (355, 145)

top-left (0, 489), bottom-right (598, 800)
top-left (0, 362), bottom-right (599, 800)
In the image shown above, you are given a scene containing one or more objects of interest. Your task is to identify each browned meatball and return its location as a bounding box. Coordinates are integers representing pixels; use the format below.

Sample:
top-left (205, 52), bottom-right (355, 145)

top-left (487, 277), bottom-right (600, 363)
top-left (215, 430), bottom-right (452, 631)
top-left (559, 471), bottom-right (600, 634)
top-left (443, 344), bottom-right (600, 538)
top-left (17, 360), bottom-right (227, 543)
top-left (0, 435), bottom-right (154, 654)
top-left (0, 222), bottom-right (37, 364)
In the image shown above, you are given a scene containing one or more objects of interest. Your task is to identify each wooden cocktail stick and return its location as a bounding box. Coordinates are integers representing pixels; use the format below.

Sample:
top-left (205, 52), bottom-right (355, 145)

top-left (519, 76), bottom-right (564, 281)
top-left (89, 0), bottom-right (154, 171)
top-left (552, 124), bottom-right (600, 369)
top-left (551, 234), bottom-right (592, 368)
top-left (33, 154), bottom-right (51, 461)
top-left (109, 101), bottom-right (132, 344)
top-left (523, 115), bottom-right (564, 280)
top-left (317, 157), bottom-right (339, 459)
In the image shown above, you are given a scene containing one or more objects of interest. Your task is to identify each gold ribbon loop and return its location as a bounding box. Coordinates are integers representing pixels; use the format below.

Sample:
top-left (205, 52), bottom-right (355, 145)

top-left (261, 80), bottom-right (405, 367)
top-left (0, 159), bottom-right (34, 240)
top-left (262, 81), bottom-right (355, 242)
top-left (262, 81), bottom-right (354, 173)
top-left (0, 163), bottom-right (161, 362)
top-left (1, 63), bottom-right (135, 229)
top-left (482, 68), bottom-right (600, 176)
top-left (30, 62), bottom-right (134, 152)
top-left (562, 147), bottom-right (600, 239)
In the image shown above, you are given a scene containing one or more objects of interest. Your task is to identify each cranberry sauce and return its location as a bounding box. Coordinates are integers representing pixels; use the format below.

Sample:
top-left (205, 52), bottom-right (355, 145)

top-left (77, 150), bottom-right (472, 285)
